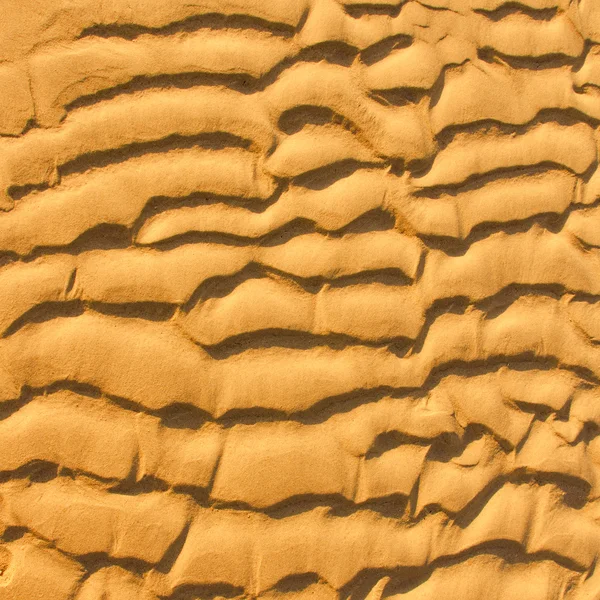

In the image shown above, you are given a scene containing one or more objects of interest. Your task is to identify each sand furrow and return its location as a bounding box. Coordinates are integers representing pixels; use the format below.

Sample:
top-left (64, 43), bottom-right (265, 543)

top-left (0, 295), bottom-right (598, 418)
top-left (1, 0), bottom-right (599, 595)
top-left (18, 0), bottom-right (585, 129)
top-left (150, 483), bottom-right (599, 594)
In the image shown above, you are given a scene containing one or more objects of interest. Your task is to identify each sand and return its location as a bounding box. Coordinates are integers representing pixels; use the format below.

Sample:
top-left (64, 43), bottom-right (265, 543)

top-left (0, 0), bottom-right (599, 598)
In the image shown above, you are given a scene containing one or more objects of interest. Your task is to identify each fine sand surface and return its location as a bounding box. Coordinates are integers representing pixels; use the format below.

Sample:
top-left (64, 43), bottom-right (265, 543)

top-left (1, 0), bottom-right (600, 598)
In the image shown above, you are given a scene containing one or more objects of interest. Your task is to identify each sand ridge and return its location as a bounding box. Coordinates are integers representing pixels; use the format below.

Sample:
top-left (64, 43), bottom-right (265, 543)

top-left (0, 0), bottom-right (600, 598)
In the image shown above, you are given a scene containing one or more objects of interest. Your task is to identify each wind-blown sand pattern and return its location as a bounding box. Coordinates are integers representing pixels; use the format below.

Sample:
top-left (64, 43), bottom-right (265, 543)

top-left (1, 0), bottom-right (600, 598)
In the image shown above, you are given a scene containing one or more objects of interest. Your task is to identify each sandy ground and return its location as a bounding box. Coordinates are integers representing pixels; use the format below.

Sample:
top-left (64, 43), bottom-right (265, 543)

top-left (0, 0), bottom-right (600, 598)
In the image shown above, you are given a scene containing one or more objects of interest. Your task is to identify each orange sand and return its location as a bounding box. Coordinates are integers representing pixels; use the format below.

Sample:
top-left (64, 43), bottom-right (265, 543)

top-left (0, 0), bottom-right (600, 598)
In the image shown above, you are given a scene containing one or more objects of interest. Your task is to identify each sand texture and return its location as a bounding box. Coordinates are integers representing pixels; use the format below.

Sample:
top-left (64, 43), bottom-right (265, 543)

top-left (1, 0), bottom-right (600, 598)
